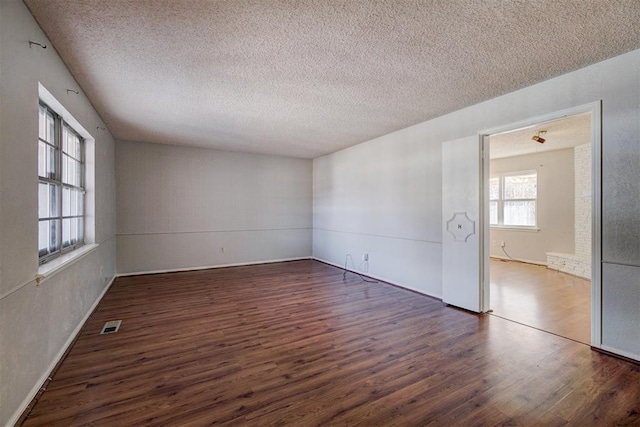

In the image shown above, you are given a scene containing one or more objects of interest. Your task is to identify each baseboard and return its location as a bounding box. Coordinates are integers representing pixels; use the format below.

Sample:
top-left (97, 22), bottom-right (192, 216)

top-left (116, 257), bottom-right (313, 277)
top-left (598, 345), bottom-right (640, 364)
top-left (312, 256), bottom-right (442, 301)
top-left (490, 255), bottom-right (547, 266)
top-left (546, 265), bottom-right (591, 280)
top-left (10, 275), bottom-right (116, 427)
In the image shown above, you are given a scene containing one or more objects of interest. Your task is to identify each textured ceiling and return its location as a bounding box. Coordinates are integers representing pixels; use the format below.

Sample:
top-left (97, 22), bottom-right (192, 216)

top-left (490, 113), bottom-right (591, 159)
top-left (24, 0), bottom-right (640, 159)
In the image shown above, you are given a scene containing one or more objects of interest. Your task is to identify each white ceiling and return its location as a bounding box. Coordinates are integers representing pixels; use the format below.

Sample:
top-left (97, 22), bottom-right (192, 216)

top-left (25, 0), bottom-right (640, 159)
top-left (490, 113), bottom-right (591, 159)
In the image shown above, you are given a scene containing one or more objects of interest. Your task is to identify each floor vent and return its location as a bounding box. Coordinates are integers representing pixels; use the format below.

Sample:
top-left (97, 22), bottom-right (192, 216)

top-left (100, 320), bottom-right (122, 335)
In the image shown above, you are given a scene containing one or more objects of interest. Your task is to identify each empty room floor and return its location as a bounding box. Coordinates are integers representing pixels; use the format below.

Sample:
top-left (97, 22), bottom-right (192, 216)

top-left (489, 259), bottom-right (591, 344)
top-left (23, 260), bottom-right (639, 426)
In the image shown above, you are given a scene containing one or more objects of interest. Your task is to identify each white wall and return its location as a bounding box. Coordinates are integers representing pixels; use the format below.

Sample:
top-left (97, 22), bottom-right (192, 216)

top-left (116, 140), bottom-right (312, 274)
top-left (313, 49), bottom-right (640, 359)
top-left (489, 148), bottom-right (575, 264)
top-left (313, 126), bottom-right (443, 296)
top-left (0, 1), bottom-right (117, 425)
top-left (575, 143), bottom-right (592, 259)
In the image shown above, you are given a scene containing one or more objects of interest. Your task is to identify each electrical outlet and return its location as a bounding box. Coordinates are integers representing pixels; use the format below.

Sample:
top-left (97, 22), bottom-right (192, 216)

top-left (220, 247), bottom-right (225, 254)
top-left (500, 241), bottom-right (506, 248)
top-left (363, 253), bottom-right (369, 262)
top-left (492, 240), bottom-right (497, 246)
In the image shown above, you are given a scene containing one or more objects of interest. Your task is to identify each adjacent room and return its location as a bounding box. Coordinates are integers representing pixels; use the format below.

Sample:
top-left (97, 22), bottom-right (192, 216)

top-left (2, 1), bottom-right (640, 425)
top-left (487, 114), bottom-right (593, 344)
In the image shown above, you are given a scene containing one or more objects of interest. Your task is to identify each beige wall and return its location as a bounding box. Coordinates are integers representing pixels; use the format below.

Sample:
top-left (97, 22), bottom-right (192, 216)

top-left (489, 148), bottom-right (575, 264)
top-left (546, 143), bottom-right (592, 278)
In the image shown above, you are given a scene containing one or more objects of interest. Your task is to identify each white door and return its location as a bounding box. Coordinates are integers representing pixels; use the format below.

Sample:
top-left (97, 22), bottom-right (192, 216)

top-left (442, 136), bottom-right (483, 312)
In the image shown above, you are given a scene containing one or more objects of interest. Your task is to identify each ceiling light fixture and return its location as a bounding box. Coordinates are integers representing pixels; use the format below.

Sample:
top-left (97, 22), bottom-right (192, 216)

top-left (532, 130), bottom-right (547, 144)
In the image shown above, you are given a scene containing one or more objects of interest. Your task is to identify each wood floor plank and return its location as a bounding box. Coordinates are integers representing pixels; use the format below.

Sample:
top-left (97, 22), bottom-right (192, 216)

top-left (489, 259), bottom-right (591, 344)
top-left (22, 260), bottom-right (640, 426)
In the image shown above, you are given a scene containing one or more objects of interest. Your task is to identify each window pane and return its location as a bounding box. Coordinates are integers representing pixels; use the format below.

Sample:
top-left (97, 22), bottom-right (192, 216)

top-left (62, 154), bottom-right (68, 184)
top-left (47, 113), bottom-right (55, 144)
top-left (63, 187), bottom-right (70, 216)
top-left (63, 155), bottom-right (68, 184)
top-left (71, 134), bottom-right (79, 159)
top-left (40, 109), bottom-right (56, 144)
top-left (78, 191), bottom-right (84, 216)
top-left (63, 218), bottom-right (71, 248)
top-left (38, 141), bottom-right (47, 177)
top-left (489, 177), bottom-right (500, 200)
top-left (39, 108), bottom-right (56, 144)
top-left (51, 219), bottom-right (60, 251)
top-left (63, 187), bottom-right (83, 217)
top-left (39, 182), bottom-right (59, 218)
top-left (69, 217), bottom-right (77, 245)
top-left (504, 173), bottom-right (536, 200)
top-left (47, 145), bottom-right (57, 179)
top-left (76, 159), bottom-right (82, 185)
top-left (40, 219), bottom-right (61, 255)
top-left (39, 144), bottom-right (53, 179)
top-left (62, 126), bottom-right (68, 154)
top-left (39, 106), bottom-right (47, 140)
top-left (39, 182), bottom-right (48, 219)
top-left (69, 157), bottom-right (74, 185)
top-left (62, 125), bottom-right (81, 160)
top-left (50, 184), bottom-right (59, 217)
top-left (504, 201), bottom-right (536, 226)
top-left (63, 155), bottom-right (82, 186)
top-left (62, 217), bottom-right (81, 248)
top-left (70, 188), bottom-right (78, 216)
top-left (490, 201), bottom-right (498, 225)
top-left (72, 159), bottom-right (80, 186)
top-left (78, 216), bottom-right (84, 242)
top-left (38, 220), bottom-right (49, 255)
top-left (39, 101), bottom-right (85, 262)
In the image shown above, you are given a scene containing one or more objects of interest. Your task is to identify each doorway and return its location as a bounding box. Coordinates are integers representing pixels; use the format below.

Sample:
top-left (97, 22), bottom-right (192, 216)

top-left (480, 104), bottom-right (602, 346)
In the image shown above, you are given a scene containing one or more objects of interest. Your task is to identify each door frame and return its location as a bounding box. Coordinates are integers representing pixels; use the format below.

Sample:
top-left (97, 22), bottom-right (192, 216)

top-left (478, 101), bottom-right (602, 347)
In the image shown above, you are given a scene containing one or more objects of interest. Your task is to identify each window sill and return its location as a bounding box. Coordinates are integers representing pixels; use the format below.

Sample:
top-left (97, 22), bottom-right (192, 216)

top-left (37, 243), bottom-right (99, 283)
top-left (490, 226), bottom-right (540, 232)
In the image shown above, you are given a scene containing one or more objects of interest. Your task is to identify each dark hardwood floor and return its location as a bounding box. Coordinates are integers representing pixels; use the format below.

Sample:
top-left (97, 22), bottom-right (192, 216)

top-left (489, 259), bottom-right (591, 344)
top-left (23, 260), bottom-right (640, 426)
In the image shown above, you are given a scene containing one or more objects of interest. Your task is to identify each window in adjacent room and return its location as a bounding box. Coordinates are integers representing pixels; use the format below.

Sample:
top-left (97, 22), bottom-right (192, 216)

top-left (38, 102), bottom-right (85, 263)
top-left (489, 171), bottom-right (537, 228)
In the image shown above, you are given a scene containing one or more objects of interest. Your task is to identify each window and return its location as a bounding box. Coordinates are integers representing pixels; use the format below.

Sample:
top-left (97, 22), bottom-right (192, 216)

top-left (490, 171), bottom-right (537, 228)
top-left (38, 102), bottom-right (85, 263)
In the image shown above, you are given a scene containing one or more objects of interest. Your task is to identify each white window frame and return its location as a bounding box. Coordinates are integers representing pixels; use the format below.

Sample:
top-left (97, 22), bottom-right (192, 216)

top-left (490, 170), bottom-right (538, 229)
top-left (38, 101), bottom-right (86, 264)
